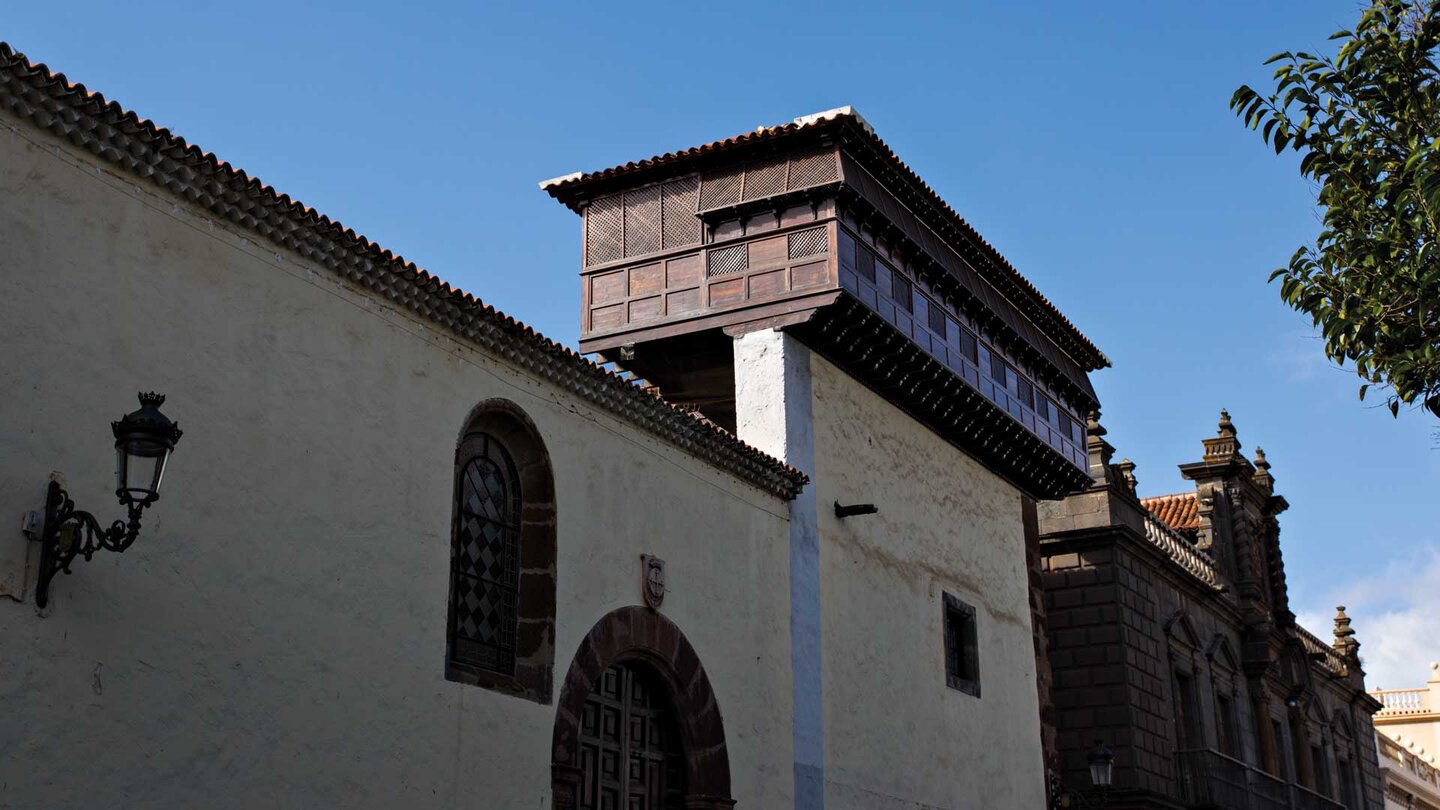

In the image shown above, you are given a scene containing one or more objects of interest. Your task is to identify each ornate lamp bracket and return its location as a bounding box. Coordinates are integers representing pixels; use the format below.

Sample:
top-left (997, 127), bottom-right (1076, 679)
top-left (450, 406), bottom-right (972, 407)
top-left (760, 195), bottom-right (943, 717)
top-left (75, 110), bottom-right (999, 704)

top-left (29, 481), bottom-right (150, 608)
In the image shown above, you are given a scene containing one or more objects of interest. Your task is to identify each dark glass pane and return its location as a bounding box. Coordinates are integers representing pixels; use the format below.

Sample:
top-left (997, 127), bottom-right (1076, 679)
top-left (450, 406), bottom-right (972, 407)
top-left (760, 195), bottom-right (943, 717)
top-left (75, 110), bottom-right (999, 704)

top-left (892, 272), bottom-right (912, 313)
top-left (990, 353), bottom-right (1008, 387)
top-left (928, 301), bottom-right (947, 336)
top-left (960, 612), bottom-right (979, 681)
top-left (960, 329), bottom-right (978, 363)
top-left (857, 246), bottom-right (876, 282)
top-left (838, 230), bottom-right (857, 273)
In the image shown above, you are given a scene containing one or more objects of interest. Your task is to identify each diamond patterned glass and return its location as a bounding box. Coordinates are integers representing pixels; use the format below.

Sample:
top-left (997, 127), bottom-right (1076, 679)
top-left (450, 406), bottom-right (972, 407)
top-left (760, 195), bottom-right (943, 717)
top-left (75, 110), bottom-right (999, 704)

top-left (450, 433), bottom-right (521, 675)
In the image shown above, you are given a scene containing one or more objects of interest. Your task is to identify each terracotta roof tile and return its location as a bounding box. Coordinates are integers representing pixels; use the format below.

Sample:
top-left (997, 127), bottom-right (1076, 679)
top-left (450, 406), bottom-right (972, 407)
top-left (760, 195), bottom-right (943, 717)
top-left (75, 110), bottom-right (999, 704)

top-left (541, 106), bottom-right (1109, 372)
top-left (0, 41), bottom-right (808, 500)
top-left (1141, 492), bottom-right (1200, 538)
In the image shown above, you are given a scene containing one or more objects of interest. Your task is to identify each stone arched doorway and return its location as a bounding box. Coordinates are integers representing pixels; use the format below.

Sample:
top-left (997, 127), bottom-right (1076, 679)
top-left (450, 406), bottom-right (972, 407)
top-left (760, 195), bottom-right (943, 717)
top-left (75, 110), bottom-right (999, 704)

top-left (552, 606), bottom-right (734, 810)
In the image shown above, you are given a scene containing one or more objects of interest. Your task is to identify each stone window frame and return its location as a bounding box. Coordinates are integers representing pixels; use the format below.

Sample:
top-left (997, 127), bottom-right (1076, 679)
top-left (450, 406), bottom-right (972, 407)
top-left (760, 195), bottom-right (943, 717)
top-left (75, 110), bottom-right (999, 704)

top-left (445, 399), bottom-right (557, 704)
top-left (1285, 700), bottom-right (1326, 793)
top-left (1272, 715), bottom-right (1294, 782)
top-left (1307, 702), bottom-right (1338, 798)
top-left (1331, 713), bottom-right (1361, 807)
top-left (1205, 634), bottom-right (1242, 759)
top-left (1164, 611), bottom-right (1205, 752)
top-left (942, 592), bottom-right (981, 698)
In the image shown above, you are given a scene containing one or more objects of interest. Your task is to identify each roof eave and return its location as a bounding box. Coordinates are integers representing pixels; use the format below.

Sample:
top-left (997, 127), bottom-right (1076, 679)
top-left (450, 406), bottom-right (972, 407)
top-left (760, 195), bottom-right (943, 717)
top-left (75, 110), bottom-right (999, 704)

top-left (539, 112), bottom-right (1108, 370)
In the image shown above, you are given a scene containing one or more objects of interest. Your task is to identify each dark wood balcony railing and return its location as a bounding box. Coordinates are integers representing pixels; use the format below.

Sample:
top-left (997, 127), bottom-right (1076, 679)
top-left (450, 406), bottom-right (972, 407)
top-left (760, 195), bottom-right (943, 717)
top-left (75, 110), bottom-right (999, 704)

top-left (1175, 750), bottom-right (1346, 810)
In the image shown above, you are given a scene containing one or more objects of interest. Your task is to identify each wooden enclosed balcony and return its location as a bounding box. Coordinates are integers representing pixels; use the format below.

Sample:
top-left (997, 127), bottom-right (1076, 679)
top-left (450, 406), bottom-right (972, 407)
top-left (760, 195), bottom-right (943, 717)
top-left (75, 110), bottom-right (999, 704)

top-left (544, 107), bottom-right (1109, 499)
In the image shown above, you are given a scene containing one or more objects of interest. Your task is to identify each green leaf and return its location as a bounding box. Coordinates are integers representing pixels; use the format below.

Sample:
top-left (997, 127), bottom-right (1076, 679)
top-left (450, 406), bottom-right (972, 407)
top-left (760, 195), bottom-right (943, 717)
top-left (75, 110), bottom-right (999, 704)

top-left (1232, 0), bottom-right (1440, 424)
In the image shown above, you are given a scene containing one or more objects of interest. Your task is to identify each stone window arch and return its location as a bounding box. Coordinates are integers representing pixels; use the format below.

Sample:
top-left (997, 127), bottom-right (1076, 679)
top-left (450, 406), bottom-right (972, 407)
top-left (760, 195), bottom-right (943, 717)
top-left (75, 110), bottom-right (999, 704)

top-left (552, 607), bottom-right (734, 810)
top-left (446, 399), bottom-right (556, 703)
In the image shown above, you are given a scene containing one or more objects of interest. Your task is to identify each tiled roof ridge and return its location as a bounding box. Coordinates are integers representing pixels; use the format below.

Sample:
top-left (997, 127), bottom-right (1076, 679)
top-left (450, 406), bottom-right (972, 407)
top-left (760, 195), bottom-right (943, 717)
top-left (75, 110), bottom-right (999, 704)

top-left (1139, 491), bottom-right (1196, 503)
top-left (540, 107), bottom-right (1109, 372)
top-left (1139, 490), bottom-right (1200, 536)
top-left (0, 41), bottom-right (807, 500)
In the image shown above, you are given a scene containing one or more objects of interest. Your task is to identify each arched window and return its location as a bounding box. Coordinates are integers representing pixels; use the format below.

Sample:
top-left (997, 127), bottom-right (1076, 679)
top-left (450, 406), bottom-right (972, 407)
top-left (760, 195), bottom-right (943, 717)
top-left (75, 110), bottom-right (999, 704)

top-left (450, 433), bottom-right (522, 674)
top-left (447, 400), bottom-right (556, 703)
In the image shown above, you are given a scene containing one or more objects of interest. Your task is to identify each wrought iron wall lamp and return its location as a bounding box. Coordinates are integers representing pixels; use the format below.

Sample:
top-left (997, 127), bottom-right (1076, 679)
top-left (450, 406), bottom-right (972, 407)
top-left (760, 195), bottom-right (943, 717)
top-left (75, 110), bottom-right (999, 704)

top-left (22, 393), bottom-right (182, 608)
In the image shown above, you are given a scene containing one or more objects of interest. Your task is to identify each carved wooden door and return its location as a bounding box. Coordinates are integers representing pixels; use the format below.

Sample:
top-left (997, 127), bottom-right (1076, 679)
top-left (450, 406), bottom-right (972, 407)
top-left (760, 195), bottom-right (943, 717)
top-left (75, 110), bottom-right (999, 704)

top-left (578, 661), bottom-right (686, 810)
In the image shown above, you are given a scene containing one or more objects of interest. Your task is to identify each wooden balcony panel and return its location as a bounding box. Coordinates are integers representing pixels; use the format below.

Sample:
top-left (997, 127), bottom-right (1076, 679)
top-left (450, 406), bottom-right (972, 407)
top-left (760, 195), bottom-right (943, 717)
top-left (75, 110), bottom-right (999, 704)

top-left (579, 220), bottom-right (840, 353)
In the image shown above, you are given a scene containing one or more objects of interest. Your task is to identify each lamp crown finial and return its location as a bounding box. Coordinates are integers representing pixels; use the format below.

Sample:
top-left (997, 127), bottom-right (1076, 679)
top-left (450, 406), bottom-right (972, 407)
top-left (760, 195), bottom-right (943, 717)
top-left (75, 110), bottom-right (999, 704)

top-left (138, 391), bottom-right (166, 409)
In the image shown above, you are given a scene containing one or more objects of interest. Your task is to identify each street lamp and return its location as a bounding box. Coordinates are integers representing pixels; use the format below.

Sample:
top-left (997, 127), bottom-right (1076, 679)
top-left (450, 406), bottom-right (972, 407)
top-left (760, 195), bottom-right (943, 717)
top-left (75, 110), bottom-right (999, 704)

top-left (24, 393), bottom-right (183, 607)
top-left (1087, 740), bottom-right (1115, 789)
top-left (1051, 740), bottom-right (1116, 809)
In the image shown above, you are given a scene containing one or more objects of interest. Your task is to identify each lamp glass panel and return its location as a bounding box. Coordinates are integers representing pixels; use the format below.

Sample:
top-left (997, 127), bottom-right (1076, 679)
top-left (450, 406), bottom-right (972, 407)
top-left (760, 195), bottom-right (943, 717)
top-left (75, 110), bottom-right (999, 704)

top-left (116, 440), bottom-right (170, 502)
top-left (1089, 760), bottom-right (1113, 787)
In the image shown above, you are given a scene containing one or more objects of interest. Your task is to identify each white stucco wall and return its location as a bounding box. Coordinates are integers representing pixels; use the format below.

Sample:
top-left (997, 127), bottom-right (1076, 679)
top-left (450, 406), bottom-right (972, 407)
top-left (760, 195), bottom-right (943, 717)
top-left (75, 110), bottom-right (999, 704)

top-left (809, 355), bottom-right (1047, 810)
top-left (0, 113), bottom-right (795, 809)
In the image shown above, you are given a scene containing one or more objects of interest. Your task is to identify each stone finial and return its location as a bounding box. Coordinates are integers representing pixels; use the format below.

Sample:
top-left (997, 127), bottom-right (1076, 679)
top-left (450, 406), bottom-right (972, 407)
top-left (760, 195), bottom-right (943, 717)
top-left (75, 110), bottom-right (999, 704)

top-left (1203, 408), bottom-right (1243, 462)
top-left (1333, 605), bottom-right (1360, 659)
top-left (1087, 410), bottom-right (1107, 438)
top-left (1429, 661), bottom-right (1440, 683)
top-left (1086, 409), bottom-right (1116, 484)
top-left (1118, 458), bottom-right (1138, 495)
top-left (1252, 447), bottom-right (1275, 493)
top-left (1218, 409), bottom-right (1235, 436)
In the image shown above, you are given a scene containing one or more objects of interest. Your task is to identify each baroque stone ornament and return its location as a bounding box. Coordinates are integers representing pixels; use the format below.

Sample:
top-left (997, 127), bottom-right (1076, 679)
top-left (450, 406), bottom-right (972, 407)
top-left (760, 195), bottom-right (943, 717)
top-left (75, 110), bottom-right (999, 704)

top-left (641, 554), bottom-right (666, 609)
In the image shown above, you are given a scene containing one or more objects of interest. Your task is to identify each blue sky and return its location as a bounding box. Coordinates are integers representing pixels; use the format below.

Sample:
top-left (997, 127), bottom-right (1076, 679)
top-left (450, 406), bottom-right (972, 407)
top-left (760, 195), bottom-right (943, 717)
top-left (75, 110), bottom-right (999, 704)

top-left (9, 2), bottom-right (1437, 687)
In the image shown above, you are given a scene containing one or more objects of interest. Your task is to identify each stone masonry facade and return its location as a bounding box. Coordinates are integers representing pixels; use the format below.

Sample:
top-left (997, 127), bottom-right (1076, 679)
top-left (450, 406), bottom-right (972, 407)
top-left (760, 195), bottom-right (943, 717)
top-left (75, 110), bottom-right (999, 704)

top-left (1038, 412), bottom-right (1385, 810)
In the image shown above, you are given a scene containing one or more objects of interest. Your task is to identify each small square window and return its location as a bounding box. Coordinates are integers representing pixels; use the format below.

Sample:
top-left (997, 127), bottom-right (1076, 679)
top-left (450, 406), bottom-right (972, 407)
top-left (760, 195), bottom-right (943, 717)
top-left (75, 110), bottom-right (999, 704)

top-left (943, 593), bottom-right (980, 697)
